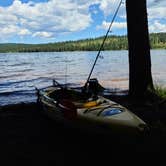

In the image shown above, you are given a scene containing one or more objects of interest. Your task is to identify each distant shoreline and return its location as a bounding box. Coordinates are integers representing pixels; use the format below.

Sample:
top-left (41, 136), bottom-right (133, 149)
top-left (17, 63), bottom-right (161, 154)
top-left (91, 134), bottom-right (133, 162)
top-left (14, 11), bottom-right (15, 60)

top-left (0, 32), bottom-right (165, 53)
top-left (0, 48), bottom-right (165, 54)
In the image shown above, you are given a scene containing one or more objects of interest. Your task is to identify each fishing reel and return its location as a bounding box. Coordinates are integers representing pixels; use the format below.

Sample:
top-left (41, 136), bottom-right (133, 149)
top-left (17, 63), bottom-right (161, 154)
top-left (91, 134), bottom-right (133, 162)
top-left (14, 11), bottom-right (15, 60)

top-left (87, 78), bottom-right (99, 95)
top-left (83, 78), bottom-right (104, 98)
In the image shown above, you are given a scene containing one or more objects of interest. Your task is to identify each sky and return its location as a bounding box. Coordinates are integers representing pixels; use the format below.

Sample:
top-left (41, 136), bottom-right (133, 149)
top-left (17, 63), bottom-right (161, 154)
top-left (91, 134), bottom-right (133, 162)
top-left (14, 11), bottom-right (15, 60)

top-left (0, 0), bottom-right (165, 44)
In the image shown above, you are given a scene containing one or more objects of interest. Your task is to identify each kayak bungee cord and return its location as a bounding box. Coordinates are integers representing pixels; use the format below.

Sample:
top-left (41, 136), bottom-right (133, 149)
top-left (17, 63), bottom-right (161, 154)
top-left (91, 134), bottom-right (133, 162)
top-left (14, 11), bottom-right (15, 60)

top-left (84, 0), bottom-right (123, 89)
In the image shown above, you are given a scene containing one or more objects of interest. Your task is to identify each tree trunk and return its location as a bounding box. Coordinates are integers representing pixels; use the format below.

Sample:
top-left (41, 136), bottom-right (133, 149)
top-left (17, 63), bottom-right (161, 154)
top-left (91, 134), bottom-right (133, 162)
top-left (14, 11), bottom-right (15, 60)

top-left (126, 0), bottom-right (154, 98)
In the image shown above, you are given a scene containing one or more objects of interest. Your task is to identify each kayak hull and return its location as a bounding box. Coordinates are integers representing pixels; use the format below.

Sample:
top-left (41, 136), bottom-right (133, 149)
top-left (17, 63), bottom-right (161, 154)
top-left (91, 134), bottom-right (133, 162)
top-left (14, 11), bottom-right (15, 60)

top-left (38, 86), bottom-right (148, 135)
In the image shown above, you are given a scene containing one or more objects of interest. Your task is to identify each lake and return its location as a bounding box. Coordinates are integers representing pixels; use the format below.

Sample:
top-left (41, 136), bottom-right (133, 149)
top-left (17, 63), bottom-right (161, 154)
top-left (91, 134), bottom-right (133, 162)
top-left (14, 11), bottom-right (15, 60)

top-left (0, 49), bottom-right (166, 106)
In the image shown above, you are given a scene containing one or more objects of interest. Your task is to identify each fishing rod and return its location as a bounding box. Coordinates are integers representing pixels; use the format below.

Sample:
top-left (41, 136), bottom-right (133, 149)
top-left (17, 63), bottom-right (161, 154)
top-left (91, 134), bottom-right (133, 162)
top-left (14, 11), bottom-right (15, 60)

top-left (84, 0), bottom-right (123, 88)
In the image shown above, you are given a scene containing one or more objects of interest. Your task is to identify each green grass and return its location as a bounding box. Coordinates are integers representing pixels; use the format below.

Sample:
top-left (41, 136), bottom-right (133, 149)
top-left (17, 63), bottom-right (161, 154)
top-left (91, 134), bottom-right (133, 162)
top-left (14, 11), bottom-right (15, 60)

top-left (154, 85), bottom-right (166, 99)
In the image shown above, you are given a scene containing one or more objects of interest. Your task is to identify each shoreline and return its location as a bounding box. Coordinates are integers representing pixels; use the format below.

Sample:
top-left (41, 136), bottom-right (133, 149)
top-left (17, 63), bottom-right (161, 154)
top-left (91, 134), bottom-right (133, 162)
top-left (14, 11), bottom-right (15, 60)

top-left (0, 48), bottom-right (165, 54)
top-left (0, 32), bottom-right (165, 53)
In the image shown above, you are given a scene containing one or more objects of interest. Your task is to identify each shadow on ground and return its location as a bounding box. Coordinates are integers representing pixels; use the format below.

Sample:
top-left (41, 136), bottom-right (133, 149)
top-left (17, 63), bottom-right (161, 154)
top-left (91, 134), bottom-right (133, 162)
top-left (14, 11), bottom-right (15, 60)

top-left (0, 101), bottom-right (166, 165)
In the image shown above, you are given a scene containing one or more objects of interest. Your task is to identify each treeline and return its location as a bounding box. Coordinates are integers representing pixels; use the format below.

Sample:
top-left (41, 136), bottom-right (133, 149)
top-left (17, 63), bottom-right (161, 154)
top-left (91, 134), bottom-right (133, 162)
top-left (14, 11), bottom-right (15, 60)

top-left (0, 33), bottom-right (165, 53)
top-left (149, 33), bottom-right (166, 49)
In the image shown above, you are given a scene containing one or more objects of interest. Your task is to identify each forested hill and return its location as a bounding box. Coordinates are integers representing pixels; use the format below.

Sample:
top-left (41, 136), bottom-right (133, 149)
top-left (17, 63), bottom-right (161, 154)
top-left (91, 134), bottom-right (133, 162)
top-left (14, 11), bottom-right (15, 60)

top-left (0, 33), bottom-right (165, 53)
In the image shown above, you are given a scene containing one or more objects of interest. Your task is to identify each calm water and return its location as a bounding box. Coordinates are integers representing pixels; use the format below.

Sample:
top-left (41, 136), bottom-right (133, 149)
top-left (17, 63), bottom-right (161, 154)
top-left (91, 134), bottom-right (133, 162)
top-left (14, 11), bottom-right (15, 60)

top-left (0, 50), bottom-right (166, 106)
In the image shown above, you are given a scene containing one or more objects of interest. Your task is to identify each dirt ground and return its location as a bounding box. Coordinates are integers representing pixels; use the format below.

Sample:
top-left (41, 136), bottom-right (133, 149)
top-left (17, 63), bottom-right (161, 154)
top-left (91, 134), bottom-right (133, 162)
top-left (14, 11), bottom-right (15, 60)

top-left (0, 98), bottom-right (166, 165)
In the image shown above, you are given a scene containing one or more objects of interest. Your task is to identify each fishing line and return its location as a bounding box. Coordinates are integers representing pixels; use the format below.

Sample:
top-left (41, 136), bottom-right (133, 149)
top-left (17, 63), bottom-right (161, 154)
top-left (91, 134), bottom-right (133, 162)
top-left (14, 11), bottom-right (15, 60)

top-left (84, 0), bottom-right (123, 88)
top-left (65, 55), bottom-right (68, 88)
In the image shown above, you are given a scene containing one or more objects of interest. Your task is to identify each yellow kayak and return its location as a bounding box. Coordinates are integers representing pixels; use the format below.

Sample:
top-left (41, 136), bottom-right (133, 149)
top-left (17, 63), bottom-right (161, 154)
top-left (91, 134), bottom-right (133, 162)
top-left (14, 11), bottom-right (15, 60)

top-left (37, 85), bottom-right (148, 135)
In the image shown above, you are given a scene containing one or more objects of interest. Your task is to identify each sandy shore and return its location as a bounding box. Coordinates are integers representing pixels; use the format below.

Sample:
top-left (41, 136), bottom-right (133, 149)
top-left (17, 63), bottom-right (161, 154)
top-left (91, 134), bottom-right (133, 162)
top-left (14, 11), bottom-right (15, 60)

top-left (0, 102), bottom-right (166, 165)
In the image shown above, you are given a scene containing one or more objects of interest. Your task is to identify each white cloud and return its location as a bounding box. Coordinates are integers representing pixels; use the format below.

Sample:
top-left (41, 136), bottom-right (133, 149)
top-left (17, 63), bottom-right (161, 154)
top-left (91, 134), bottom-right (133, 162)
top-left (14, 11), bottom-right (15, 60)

top-left (147, 0), bottom-right (166, 19)
top-left (1, 25), bottom-right (19, 36)
top-left (98, 0), bottom-right (166, 19)
top-left (149, 20), bottom-right (166, 33)
top-left (99, 0), bottom-right (125, 17)
top-left (112, 22), bottom-right (127, 29)
top-left (33, 31), bottom-right (53, 38)
top-left (18, 29), bottom-right (31, 35)
top-left (98, 0), bottom-right (166, 34)
top-left (147, 0), bottom-right (166, 33)
top-left (98, 21), bottom-right (127, 30)
top-left (0, 0), bottom-right (98, 40)
top-left (148, 6), bottom-right (166, 19)
top-left (0, 0), bottom-right (165, 42)
top-left (99, 0), bottom-right (116, 16)
top-left (148, 0), bottom-right (166, 7)
top-left (0, 0), bottom-right (127, 41)
top-left (0, 24), bottom-right (31, 39)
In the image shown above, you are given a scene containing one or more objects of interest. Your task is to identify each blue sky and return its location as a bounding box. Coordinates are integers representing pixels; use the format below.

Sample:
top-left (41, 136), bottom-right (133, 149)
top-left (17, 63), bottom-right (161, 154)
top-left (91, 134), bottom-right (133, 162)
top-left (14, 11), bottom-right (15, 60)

top-left (0, 0), bottom-right (165, 44)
